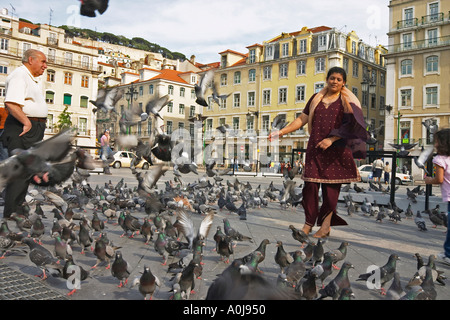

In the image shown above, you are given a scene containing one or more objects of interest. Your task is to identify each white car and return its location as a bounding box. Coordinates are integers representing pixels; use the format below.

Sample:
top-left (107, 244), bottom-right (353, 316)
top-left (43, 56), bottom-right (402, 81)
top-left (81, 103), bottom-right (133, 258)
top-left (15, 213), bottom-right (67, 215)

top-left (110, 151), bottom-right (150, 169)
top-left (358, 164), bottom-right (413, 185)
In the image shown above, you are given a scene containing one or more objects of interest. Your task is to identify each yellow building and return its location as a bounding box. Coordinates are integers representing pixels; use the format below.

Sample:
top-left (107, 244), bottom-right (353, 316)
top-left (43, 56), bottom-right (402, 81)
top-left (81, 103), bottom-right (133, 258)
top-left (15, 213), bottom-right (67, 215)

top-left (203, 25), bottom-right (386, 170)
top-left (384, 0), bottom-right (450, 179)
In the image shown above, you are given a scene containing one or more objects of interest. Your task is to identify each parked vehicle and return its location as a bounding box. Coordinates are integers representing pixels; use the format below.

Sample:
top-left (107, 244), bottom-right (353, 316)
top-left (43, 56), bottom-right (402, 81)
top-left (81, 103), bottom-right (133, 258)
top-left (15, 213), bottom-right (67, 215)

top-left (357, 164), bottom-right (413, 185)
top-left (110, 151), bottom-right (150, 169)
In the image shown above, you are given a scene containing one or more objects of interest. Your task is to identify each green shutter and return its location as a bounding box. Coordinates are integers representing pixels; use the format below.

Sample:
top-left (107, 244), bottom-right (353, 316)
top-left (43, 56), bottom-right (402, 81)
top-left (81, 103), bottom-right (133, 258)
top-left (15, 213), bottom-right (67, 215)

top-left (63, 94), bottom-right (72, 106)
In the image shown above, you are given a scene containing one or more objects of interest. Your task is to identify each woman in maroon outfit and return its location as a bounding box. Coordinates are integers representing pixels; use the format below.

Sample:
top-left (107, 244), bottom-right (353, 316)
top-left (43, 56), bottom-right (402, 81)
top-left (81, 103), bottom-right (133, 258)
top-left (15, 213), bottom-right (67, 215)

top-left (269, 67), bottom-right (368, 238)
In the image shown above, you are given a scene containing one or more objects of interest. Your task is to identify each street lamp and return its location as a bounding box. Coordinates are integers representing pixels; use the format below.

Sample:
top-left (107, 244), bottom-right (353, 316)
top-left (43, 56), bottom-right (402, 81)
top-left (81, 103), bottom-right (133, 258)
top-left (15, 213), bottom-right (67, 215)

top-left (361, 78), bottom-right (376, 129)
top-left (124, 83), bottom-right (138, 134)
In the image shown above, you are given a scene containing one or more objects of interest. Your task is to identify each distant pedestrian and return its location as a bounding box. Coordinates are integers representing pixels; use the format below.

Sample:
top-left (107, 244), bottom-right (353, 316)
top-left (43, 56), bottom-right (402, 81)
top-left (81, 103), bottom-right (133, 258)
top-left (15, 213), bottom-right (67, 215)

top-left (372, 157), bottom-right (384, 182)
top-left (424, 128), bottom-right (450, 266)
top-left (384, 162), bottom-right (391, 185)
top-left (100, 129), bottom-right (113, 175)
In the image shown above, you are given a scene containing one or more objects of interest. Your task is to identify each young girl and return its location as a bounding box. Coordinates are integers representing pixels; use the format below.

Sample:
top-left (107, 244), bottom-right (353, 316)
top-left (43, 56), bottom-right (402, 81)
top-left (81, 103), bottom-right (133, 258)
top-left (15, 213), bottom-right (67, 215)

top-left (424, 128), bottom-right (450, 265)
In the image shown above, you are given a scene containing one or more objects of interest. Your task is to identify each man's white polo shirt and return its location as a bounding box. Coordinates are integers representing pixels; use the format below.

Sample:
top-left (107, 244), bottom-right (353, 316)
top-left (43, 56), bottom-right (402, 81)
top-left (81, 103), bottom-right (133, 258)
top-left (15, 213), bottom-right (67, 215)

top-left (4, 65), bottom-right (48, 118)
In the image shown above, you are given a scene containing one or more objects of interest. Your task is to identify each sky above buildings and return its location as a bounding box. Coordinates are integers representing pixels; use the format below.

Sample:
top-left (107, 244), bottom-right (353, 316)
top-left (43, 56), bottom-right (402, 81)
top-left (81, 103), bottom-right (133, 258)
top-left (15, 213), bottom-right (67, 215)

top-left (6, 0), bottom-right (390, 63)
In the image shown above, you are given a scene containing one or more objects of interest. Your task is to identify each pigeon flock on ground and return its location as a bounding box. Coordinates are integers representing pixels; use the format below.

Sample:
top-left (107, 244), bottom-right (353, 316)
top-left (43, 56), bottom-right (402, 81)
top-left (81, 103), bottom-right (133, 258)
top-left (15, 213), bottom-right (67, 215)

top-left (0, 67), bottom-right (448, 300)
top-left (0, 155), bottom-right (447, 300)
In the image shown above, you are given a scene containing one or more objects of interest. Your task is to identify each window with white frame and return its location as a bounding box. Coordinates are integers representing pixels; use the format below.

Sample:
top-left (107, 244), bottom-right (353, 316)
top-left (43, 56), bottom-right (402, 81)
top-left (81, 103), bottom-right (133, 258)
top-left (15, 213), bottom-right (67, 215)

top-left (233, 93), bottom-right (240, 108)
top-left (318, 35), bottom-right (327, 50)
top-left (400, 59), bottom-right (413, 75)
top-left (428, 2), bottom-right (439, 21)
top-left (426, 55), bottom-right (438, 73)
top-left (0, 65), bottom-right (7, 74)
top-left (180, 87), bottom-right (185, 97)
top-left (400, 88), bottom-right (412, 108)
top-left (343, 58), bottom-right (349, 74)
top-left (45, 91), bottom-right (54, 104)
top-left (315, 57), bottom-right (325, 73)
top-left (78, 118), bottom-right (87, 135)
top-left (265, 45), bottom-right (274, 60)
top-left (262, 115), bottom-right (270, 132)
top-left (352, 61), bottom-right (359, 77)
top-left (249, 49), bottom-right (256, 64)
top-left (297, 60), bottom-right (306, 75)
top-left (0, 38), bottom-right (8, 50)
top-left (427, 28), bottom-right (438, 46)
top-left (220, 74), bottom-right (227, 86)
top-left (166, 121), bottom-right (173, 134)
top-left (23, 42), bottom-right (31, 52)
top-left (219, 97), bottom-right (227, 109)
top-left (149, 84), bottom-right (154, 94)
top-left (279, 87), bottom-right (287, 104)
top-left (232, 117), bottom-right (239, 130)
top-left (179, 104), bottom-right (185, 115)
top-left (281, 43), bottom-right (289, 57)
top-left (247, 115), bottom-right (254, 132)
top-left (402, 33), bottom-right (413, 49)
top-left (47, 48), bottom-right (56, 62)
top-left (263, 65), bottom-right (272, 80)
top-left (234, 71), bottom-right (241, 84)
top-left (248, 91), bottom-right (255, 107)
top-left (189, 105), bottom-right (195, 117)
top-left (248, 69), bottom-right (256, 82)
top-left (425, 85), bottom-right (438, 107)
top-left (296, 85), bottom-right (306, 102)
top-left (0, 86), bottom-right (5, 97)
top-left (404, 7), bottom-right (414, 26)
top-left (314, 83), bottom-right (325, 93)
top-left (167, 102), bottom-right (173, 113)
top-left (64, 52), bottom-right (73, 65)
top-left (299, 39), bottom-right (307, 54)
top-left (279, 63), bottom-right (288, 78)
top-left (168, 85), bottom-right (174, 95)
top-left (262, 89), bottom-right (271, 105)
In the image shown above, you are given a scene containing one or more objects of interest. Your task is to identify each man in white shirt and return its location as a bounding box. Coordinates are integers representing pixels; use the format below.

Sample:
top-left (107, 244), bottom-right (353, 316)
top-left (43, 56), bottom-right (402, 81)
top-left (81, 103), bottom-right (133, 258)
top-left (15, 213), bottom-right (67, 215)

top-left (1, 49), bottom-right (48, 218)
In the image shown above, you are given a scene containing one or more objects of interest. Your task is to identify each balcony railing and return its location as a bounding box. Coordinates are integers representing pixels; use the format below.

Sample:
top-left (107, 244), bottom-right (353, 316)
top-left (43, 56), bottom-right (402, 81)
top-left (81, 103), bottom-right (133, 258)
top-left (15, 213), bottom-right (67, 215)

top-left (385, 35), bottom-right (450, 54)
top-left (422, 12), bottom-right (444, 25)
top-left (397, 18), bottom-right (418, 30)
top-left (47, 37), bottom-right (59, 47)
top-left (396, 12), bottom-right (449, 31)
top-left (3, 47), bottom-right (99, 72)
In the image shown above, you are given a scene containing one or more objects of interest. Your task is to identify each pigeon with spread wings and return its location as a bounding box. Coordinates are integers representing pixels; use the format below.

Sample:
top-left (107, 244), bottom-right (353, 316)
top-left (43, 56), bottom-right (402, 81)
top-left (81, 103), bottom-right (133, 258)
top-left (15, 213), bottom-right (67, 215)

top-left (90, 87), bottom-right (123, 114)
top-left (80, 0), bottom-right (109, 17)
top-left (0, 128), bottom-right (76, 190)
top-left (195, 70), bottom-right (214, 107)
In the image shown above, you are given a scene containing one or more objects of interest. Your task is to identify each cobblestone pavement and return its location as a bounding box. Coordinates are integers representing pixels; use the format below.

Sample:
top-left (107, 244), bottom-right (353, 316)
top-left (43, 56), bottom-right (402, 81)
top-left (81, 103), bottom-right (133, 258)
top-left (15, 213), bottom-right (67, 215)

top-left (0, 168), bottom-right (448, 301)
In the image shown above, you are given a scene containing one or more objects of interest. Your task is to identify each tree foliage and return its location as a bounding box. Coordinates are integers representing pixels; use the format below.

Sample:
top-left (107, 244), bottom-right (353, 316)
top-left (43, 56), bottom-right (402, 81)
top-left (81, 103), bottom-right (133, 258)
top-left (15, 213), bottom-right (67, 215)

top-left (56, 106), bottom-right (73, 132)
top-left (58, 26), bottom-right (186, 61)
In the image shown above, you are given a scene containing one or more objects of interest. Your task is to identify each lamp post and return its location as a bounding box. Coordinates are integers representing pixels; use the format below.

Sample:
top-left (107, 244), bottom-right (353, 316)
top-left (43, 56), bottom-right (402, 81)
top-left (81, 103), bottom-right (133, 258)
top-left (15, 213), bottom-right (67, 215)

top-left (361, 78), bottom-right (377, 130)
top-left (124, 83), bottom-right (138, 135)
top-left (246, 110), bottom-right (259, 173)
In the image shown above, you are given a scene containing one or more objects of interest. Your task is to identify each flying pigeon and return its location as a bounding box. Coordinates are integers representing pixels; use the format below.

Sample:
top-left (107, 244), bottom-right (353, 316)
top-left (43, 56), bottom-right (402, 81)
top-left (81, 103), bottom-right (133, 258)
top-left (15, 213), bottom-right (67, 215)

top-left (195, 70), bottom-right (214, 107)
top-left (388, 143), bottom-right (418, 157)
top-left (141, 94), bottom-right (171, 121)
top-left (80, 0), bottom-right (109, 17)
top-left (414, 145), bottom-right (434, 175)
top-left (90, 87), bottom-right (123, 114)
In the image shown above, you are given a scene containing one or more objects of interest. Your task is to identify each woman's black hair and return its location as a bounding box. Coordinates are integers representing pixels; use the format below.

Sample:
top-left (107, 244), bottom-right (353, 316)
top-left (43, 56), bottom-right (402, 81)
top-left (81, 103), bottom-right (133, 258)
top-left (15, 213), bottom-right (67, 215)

top-left (326, 66), bottom-right (347, 83)
top-left (434, 128), bottom-right (450, 156)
